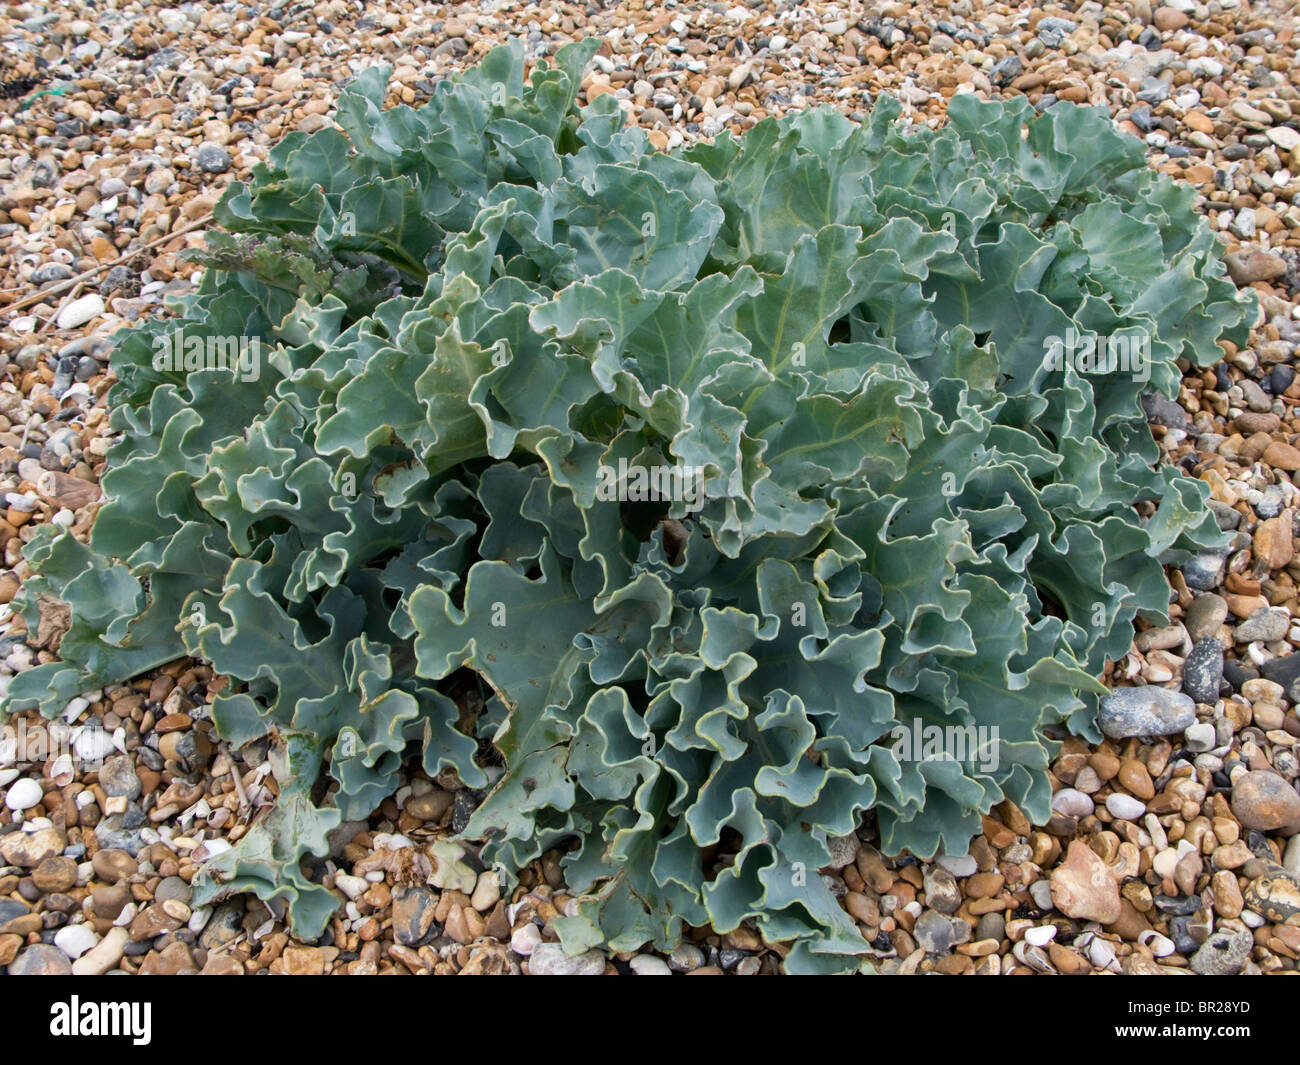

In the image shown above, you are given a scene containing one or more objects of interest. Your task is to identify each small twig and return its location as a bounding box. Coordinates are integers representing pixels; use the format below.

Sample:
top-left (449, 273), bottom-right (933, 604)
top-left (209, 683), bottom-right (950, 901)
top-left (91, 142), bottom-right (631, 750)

top-left (0, 212), bottom-right (215, 318)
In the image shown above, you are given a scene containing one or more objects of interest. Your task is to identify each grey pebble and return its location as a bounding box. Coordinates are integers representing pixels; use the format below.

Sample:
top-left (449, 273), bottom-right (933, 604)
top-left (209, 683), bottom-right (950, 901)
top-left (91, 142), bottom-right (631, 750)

top-left (1182, 637), bottom-right (1224, 705)
top-left (1098, 687), bottom-right (1197, 739)
top-left (1189, 930), bottom-right (1252, 975)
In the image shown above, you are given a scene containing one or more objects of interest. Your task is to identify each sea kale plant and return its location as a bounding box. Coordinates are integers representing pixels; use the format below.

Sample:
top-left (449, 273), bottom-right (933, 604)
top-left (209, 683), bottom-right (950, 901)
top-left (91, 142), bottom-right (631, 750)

top-left (3, 40), bottom-right (1255, 972)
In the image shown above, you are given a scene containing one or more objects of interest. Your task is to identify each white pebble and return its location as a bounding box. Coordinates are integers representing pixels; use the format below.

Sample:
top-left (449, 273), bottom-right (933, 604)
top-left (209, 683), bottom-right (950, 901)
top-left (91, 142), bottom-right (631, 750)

top-left (55, 293), bottom-right (105, 330)
top-left (1152, 848), bottom-right (1179, 879)
top-left (334, 873), bottom-right (367, 900)
top-left (54, 923), bottom-right (100, 959)
top-left (629, 954), bottom-right (673, 975)
top-left (1184, 722), bottom-right (1216, 752)
top-left (4, 777), bottom-right (43, 811)
top-left (61, 696), bottom-right (90, 721)
top-left (1240, 910), bottom-right (1265, 928)
top-left (1024, 925), bottom-right (1057, 947)
top-left (510, 923), bottom-right (543, 957)
top-left (471, 869), bottom-right (501, 912)
top-left (1105, 793), bottom-right (1147, 821)
top-left (1050, 787), bottom-right (1094, 818)
top-left (936, 854), bottom-right (978, 877)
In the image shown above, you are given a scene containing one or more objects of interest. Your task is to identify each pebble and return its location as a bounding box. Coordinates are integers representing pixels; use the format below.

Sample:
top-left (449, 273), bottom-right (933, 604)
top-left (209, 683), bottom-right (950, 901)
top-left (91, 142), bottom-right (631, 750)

top-left (198, 901), bottom-right (243, 951)
top-left (1184, 722), bottom-right (1217, 752)
top-left (98, 754), bottom-right (142, 799)
top-left (72, 926), bottom-right (128, 975)
top-left (1286, 835), bottom-right (1300, 875)
top-left (1050, 841), bottom-right (1122, 924)
top-left (333, 873), bottom-right (367, 900)
top-left (668, 943), bottom-right (705, 972)
top-left (392, 886), bottom-right (438, 947)
top-left (1051, 788), bottom-right (1094, 818)
top-left (629, 954), bottom-right (672, 975)
top-left (1105, 793), bottom-right (1147, 821)
top-left (1097, 688), bottom-right (1197, 739)
top-left (1261, 654), bottom-right (1300, 703)
top-left (510, 923), bottom-right (543, 957)
top-left (1236, 608), bottom-right (1291, 644)
top-left (1185, 595), bottom-right (1229, 641)
top-left (1189, 930), bottom-right (1253, 975)
top-left (9, 943), bottom-right (74, 975)
top-left (923, 864), bottom-right (962, 913)
top-left (1244, 870), bottom-right (1300, 923)
top-left (935, 854), bottom-right (978, 878)
top-left (913, 909), bottom-right (958, 954)
top-left (1231, 770), bottom-right (1300, 831)
top-left (32, 855), bottom-right (77, 892)
top-left (1024, 925), bottom-right (1057, 947)
top-left (528, 943), bottom-right (607, 976)
top-left (195, 143), bottom-right (233, 174)
top-left (0, 827), bottom-right (64, 868)
top-left (1029, 879), bottom-right (1054, 911)
top-left (4, 777), bottom-right (42, 811)
top-left (55, 294), bottom-right (105, 331)
top-left (1181, 637), bottom-right (1224, 704)
top-left (1224, 249), bottom-right (1287, 285)
top-left (471, 870), bottom-right (501, 912)
top-left (91, 848), bottom-right (138, 883)
top-left (53, 923), bottom-right (99, 959)
top-left (1181, 553), bottom-right (1226, 590)
top-left (155, 876), bottom-right (191, 904)
top-left (825, 831), bottom-right (859, 869)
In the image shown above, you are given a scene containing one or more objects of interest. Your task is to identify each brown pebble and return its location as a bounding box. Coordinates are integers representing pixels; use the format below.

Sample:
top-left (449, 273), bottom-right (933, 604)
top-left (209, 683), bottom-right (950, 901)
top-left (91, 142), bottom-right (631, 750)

top-left (31, 856), bottom-right (78, 893)
top-left (91, 848), bottom-right (138, 883)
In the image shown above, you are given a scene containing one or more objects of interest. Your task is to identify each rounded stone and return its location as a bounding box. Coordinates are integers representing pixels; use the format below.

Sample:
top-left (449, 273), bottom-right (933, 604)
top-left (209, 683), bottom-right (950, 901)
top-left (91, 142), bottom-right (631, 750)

top-left (1105, 793), bottom-right (1147, 821)
top-left (31, 855), bottom-right (78, 893)
top-left (1097, 687), bottom-right (1196, 739)
top-left (1244, 870), bottom-right (1300, 924)
top-left (1051, 788), bottom-right (1094, 818)
top-left (1181, 637), bottom-right (1223, 705)
top-left (195, 143), bottom-right (233, 173)
top-left (98, 754), bottom-right (141, 800)
top-left (53, 923), bottom-right (99, 960)
top-left (1231, 770), bottom-right (1300, 832)
top-left (527, 943), bottom-right (607, 975)
top-left (91, 848), bottom-right (138, 883)
top-left (154, 875), bottom-right (191, 904)
top-left (8, 944), bottom-right (74, 975)
top-left (4, 777), bottom-right (43, 812)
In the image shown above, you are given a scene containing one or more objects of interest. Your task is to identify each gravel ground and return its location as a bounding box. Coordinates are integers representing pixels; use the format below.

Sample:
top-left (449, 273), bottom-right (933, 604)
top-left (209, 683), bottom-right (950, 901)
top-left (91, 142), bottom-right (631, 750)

top-left (1, 0), bottom-right (1299, 975)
